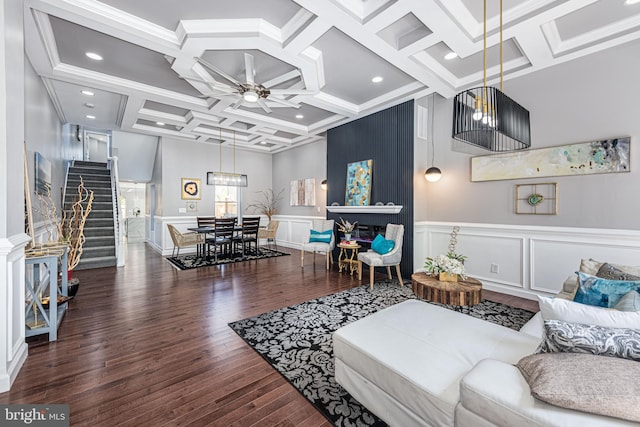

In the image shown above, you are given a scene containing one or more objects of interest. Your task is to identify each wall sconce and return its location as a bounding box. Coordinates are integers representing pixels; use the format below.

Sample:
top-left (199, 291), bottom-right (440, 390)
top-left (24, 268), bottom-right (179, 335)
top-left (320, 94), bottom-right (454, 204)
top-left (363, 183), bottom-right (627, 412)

top-left (321, 179), bottom-right (327, 190)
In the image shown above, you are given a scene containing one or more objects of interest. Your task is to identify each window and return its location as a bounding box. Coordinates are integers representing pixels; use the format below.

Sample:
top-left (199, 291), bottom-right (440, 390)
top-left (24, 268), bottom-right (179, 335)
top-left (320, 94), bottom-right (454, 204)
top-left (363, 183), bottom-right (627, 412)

top-left (214, 186), bottom-right (240, 218)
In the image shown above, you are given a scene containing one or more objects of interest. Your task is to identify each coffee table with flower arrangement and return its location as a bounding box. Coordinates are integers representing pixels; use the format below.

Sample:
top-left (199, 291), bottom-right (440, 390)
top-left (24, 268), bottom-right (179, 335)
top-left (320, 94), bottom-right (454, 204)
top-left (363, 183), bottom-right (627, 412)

top-left (411, 273), bottom-right (482, 310)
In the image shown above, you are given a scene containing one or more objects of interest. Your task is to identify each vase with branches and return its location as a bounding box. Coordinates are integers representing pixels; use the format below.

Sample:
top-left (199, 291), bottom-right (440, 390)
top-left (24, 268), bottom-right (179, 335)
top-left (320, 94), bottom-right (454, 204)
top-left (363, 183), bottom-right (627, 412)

top-left (62, 177), bottom-right (94, 272)
top-left (247, 188), bottom-right (284, 221)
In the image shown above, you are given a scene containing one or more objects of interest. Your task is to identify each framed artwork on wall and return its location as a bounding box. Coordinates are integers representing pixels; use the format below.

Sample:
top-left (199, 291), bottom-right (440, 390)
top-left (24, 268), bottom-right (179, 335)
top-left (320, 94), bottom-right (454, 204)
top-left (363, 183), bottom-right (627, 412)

top-left (471, 137), bottom-right (630, 182)
top-left (35, 152), bottom-right (52, 195)
top-left (181, 178), bottom-right (201, 200)
top-left (516, 182), bottom-right (557, 215)
top-left (345, 159), bottom-right (372, 206)
top-left (290, 178), bottom-right (315, 206)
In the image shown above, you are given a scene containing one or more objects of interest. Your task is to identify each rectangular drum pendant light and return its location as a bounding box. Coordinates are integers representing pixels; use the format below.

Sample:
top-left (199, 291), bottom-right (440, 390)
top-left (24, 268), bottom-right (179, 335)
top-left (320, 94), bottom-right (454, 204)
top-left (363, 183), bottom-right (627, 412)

top-left (206, 128), bottom-right (248, 187)
top-left (452, 0), bottom-right (531, 152)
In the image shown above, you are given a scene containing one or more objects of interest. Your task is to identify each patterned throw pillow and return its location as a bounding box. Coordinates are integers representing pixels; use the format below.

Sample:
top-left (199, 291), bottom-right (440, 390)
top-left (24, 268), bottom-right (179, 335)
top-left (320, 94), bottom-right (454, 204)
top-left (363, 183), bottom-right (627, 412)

top-left (309, 229), bottom-right (332, 243)
top-left (596, 263), bottom-right (640, 281)
top-left (537, 319), bottom-right (640, 361)
top-left (574, 271), bottom-right (640, 308)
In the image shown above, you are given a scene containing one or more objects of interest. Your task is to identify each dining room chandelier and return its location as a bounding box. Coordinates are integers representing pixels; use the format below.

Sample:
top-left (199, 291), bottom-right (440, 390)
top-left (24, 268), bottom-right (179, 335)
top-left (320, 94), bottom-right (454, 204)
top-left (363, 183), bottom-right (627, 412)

top-left (452, 0), bottom-right (530, 152)
top-left (207, 129), bottom-right (248, 187)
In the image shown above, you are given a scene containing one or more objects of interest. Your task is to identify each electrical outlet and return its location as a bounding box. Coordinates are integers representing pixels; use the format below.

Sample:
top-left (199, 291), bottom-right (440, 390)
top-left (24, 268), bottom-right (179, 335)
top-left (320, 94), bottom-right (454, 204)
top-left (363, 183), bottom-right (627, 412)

top-left (178, 207), bottom-right (187, 213)
top-left (490, 263), bottom-right (499, 274)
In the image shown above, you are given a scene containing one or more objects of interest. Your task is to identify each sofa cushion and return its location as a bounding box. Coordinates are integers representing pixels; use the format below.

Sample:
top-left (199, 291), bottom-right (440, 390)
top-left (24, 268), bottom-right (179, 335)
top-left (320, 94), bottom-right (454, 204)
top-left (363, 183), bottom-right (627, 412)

top-left (537, 319), bottom-right (640, 361)
top-left (517, 353), bottom-right (640, 423)
top-left (574, 272), bottom-right (640, 308)
top-left (459, 359), bottom-right (638, 427)
top-left (538, 296), bottom-right (640, 329)
top-left (615, 291), bottom-right (640, 312)
top-left (333, 300), bottom-right (540, 427)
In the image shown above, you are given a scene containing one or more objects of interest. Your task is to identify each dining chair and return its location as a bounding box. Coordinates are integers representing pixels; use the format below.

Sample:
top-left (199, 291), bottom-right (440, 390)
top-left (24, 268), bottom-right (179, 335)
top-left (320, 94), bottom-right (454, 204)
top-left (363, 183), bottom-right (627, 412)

top-left (301, 219), bottom-right (335, 270)
top-left (357, 223), bottom-right (404, 289)
top-left (209, 217), bottom-right (235, 261)
top-left (233, 217), bottom-right (261, 257)
top-left (258, 220), bottom-right (280, 251)
top-left (167, 224), bottom-right (205, 257)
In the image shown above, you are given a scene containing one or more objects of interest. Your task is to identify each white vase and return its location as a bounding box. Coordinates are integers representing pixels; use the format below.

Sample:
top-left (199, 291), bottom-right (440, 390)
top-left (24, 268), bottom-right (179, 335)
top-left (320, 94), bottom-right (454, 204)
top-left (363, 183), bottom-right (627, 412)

top-left (344, 233), bottom-right (351, 241)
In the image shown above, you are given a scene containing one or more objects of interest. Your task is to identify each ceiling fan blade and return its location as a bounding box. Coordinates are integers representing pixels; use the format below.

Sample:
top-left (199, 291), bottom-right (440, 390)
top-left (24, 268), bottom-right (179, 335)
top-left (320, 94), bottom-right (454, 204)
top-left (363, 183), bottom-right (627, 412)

top-left (261, 70), bottom-right (300, 88)
top-left (267, 97), bottom-right (299, 108)
top-left (195, 57), bottom-right (242, 87)
top-left (244, 53), bottom-right (256, 85)
top-left (269, 89), bottom-right (316, 96)
top-left (256, 98), bottom-right (272, 114)
top-left (180, 76), bottom-right (237, 94)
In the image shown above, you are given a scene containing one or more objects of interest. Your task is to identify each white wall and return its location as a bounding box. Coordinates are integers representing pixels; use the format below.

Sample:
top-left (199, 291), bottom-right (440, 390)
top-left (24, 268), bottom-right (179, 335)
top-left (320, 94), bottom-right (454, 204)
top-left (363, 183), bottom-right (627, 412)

top-left (417, 38), bottom-right (640, 231)
top-left (112, 130), bottom-right (158, 182)
top-left (0, 0), bottom-right (29, 392)
top-left (272, 139), bottom-right (327, 217)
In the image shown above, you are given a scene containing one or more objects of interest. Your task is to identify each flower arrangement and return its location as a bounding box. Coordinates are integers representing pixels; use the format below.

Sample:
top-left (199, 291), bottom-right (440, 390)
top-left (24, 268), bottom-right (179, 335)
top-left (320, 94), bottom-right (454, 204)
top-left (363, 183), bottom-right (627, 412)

top-left (424, 226), bottom-right (467, 279)
top-left (337, 217), bottom-right (358, 233)
top-left (424, 253), bottom-right (467, 279)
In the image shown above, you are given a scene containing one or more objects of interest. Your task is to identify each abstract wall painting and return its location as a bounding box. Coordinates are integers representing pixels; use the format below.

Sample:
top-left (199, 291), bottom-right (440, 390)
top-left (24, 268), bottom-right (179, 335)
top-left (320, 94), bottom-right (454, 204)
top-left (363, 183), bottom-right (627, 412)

top-left (34, 152), bottom-right (52, 195)
top-left (345, 159), bottom-right (372, 206)
top-left (471, 137), bottom-right (630, 182)
top-left (290, 178), bottom-right (315, 206)
top-left (181, 178), bottom-right (201, 200)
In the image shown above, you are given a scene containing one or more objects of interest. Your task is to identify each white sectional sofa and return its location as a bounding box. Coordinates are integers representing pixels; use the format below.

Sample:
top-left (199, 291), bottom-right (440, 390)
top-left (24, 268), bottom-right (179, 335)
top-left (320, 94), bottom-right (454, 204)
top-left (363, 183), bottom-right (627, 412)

top-left (333, 299), bottom-right (636, 427)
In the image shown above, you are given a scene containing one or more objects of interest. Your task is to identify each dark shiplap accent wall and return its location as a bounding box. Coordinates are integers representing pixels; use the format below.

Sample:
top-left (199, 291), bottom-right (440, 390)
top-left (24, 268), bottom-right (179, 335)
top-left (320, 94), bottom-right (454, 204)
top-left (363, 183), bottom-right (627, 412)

top-left (326, 100), bottom-right (414, 277)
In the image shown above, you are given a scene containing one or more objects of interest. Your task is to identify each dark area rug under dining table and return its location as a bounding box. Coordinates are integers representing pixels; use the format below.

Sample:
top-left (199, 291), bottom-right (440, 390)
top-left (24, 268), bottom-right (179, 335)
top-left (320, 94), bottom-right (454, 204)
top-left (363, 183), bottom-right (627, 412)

top-left (165, 247), bottom-right (289, 270)
top-left (228, 281), bottom-right (535, 426)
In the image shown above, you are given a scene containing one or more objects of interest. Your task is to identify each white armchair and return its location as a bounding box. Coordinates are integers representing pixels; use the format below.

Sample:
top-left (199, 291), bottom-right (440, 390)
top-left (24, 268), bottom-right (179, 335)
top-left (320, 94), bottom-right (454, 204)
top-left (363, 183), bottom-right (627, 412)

top-left (301, 219), bottom-right (335, 270)
top-left (358, 223), bottom-right (404, 289)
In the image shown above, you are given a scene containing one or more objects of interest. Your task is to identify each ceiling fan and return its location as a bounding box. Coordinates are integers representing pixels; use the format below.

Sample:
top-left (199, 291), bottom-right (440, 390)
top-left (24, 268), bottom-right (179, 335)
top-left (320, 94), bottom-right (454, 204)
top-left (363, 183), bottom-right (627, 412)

top-left (189, 53), bottom-right (315, 114)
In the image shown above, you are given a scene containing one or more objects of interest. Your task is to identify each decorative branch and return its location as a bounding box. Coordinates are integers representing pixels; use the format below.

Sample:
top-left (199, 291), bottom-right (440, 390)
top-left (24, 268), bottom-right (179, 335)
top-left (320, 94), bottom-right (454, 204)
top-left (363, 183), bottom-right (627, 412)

top-left (61, 177), bottom-right (94, 271)
top-left (247, 188), bottom-right (285, 221)
top-left (34, 182), bottom-right (62, 243)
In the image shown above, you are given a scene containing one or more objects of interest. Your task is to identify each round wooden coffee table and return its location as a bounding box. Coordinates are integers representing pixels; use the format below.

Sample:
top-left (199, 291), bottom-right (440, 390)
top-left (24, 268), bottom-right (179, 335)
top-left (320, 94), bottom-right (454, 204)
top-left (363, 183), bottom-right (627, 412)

top-left (411, 273), bottom-right (482, 309)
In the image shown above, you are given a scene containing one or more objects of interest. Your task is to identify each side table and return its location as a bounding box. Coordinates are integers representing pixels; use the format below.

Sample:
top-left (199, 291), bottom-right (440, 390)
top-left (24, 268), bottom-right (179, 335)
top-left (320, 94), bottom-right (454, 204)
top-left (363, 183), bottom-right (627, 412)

top-left (411, 273), bottom-right (482, 311)
top-left (338, 242), bottom-right (361, 276)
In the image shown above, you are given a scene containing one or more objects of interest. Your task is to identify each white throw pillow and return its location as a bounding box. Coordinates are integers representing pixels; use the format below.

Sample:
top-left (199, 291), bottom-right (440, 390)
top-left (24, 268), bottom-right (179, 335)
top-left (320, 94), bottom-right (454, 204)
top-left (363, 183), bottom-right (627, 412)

top-left (538, 296), bottom-right (640, 329)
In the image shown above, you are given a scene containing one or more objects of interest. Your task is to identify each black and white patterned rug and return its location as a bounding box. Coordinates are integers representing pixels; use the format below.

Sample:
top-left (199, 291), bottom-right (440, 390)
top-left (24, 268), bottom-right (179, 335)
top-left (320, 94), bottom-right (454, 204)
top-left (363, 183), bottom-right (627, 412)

top-left (166, 248), bottom-right (289, 270)
top-left (229, 281), bottom-right (535, 426)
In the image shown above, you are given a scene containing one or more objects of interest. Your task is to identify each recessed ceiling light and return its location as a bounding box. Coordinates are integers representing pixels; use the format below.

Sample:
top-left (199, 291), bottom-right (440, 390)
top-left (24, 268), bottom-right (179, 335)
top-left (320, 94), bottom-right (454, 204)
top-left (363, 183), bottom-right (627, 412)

top-left (295, 114), bottom-right (304, 119)
top-left (371, 76), bottom-right (383, 83)
top-left (444, 52), bottom-right (458, 60)
top-left (625, 0), bottom-right (640, 4)
top-left (156, 122), bottom-right (165, 126)
top-left (81, 90), bottom-right (94, 96)
top-left (84, 103), bottom-right (95, 108)
top-left (86, 115), bottom-right (96, 119)
top-left (85, 52), bottom-right (103, 61)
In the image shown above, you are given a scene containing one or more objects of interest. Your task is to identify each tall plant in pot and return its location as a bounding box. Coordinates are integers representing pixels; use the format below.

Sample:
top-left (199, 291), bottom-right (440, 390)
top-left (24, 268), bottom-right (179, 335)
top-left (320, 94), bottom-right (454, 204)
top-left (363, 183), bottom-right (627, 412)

top-left (247, 188), bottom-right (284, 221)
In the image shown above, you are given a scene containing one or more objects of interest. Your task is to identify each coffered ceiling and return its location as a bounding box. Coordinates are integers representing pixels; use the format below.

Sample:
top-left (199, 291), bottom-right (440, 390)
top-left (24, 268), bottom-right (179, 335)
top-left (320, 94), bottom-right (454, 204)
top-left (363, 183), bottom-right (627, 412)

top-left (24, 0), bottom-right (640, 153)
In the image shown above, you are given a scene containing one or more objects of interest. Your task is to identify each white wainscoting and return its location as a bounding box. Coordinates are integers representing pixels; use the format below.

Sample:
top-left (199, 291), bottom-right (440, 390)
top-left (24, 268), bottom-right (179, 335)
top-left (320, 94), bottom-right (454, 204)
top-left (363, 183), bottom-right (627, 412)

top-left (149, 215), bottom-right (325, 256)
top-left (415, 221), bottom-right (640, 300)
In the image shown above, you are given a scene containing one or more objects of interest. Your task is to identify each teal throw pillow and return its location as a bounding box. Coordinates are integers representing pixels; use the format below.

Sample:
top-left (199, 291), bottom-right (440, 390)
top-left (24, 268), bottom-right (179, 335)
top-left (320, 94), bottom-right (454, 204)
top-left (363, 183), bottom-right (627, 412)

top-left (574, 271), bottom-right (640, 308)
top-left (371, 234), bottom-right (394, 254)
top-left (309, 229), bottom-right (332, 243)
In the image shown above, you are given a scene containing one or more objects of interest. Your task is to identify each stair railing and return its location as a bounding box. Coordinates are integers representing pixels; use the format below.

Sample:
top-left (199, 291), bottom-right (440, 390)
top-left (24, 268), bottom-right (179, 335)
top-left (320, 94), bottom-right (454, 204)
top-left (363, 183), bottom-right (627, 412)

top-left (107, 155), bottom-right (125, 267)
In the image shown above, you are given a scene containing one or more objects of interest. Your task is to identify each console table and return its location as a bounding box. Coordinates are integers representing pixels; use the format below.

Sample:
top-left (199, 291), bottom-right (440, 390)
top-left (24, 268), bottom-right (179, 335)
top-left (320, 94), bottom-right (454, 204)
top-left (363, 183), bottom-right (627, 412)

top-left (25, 245), bottom-right (69, 341)
top-left (338, 242), bottom-right (361, 276)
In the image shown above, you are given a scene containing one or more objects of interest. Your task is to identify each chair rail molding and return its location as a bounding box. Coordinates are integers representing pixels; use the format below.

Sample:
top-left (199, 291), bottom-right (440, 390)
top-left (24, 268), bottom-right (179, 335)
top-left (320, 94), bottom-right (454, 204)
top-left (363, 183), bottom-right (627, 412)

top-left (414, 221), bottom-right (640, 300)
top-left (326, 205), bottom-right (403, 214)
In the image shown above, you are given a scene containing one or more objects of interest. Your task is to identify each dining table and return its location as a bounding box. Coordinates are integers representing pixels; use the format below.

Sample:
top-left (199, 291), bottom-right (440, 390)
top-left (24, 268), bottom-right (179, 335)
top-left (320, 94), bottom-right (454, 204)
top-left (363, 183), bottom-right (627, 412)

top-left (188, 225), bottom-right (242, 259)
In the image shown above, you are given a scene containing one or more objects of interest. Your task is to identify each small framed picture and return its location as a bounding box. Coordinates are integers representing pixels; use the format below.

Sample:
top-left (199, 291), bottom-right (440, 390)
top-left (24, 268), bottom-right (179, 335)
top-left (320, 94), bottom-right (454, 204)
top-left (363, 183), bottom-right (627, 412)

top-left (186, 201), bottom-right (198, 212)
top-left (181, 178), bottom-right (201, 200)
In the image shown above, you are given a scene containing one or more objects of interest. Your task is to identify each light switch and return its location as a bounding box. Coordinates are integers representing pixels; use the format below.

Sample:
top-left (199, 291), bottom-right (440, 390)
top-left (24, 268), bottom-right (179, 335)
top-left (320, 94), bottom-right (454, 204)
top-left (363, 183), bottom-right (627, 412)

top-left (178, 208), bottom-right (187, 213)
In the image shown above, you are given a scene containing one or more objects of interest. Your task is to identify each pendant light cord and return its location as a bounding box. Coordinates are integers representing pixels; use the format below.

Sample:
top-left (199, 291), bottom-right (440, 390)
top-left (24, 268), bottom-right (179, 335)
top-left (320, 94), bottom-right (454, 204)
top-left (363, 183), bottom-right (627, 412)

top-left (500, 0), bottom-right (503, 92)
top-left (430, 94), bottom-right (436, 167)
top-left (219, 127), bottom-right (222, 173)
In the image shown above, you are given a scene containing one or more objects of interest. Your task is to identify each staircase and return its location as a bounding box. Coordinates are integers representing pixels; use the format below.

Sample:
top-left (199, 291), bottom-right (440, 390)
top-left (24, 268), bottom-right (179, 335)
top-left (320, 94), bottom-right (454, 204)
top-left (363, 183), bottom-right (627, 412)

top-left (64, 161), bottom-right (117, 270)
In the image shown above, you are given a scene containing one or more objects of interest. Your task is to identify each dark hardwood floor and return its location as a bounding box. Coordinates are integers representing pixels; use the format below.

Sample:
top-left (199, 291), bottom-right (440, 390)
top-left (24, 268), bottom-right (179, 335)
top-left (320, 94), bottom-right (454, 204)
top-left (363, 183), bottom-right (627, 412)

top-left (1, 243), bottom-right (538, 426)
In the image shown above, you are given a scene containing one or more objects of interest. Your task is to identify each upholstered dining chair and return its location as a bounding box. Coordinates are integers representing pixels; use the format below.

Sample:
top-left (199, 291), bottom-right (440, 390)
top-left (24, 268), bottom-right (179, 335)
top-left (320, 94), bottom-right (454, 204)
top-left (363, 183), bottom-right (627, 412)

top-left (358, 223), bottom-right (404, 289)
top-left (258, 220), bottom-right (280, 251)
top-left (301, 219), bottom-right (335, 270)
top-left (167, 224), bottom-right (205, 257)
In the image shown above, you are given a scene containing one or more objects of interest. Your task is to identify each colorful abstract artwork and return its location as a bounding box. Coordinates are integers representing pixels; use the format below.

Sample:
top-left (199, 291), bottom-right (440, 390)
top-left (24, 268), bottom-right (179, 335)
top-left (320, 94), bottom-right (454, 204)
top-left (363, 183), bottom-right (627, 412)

top-left (181, 178), bottom-right (201, 200)
top-left (471, 137), bottom-right (630, 182)
top-left (345, 159), bottom-right (372, 206)
top-left (34, 152), bottom-right (52, 195)
top-left (290, 178), bottom-right (315, 206)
